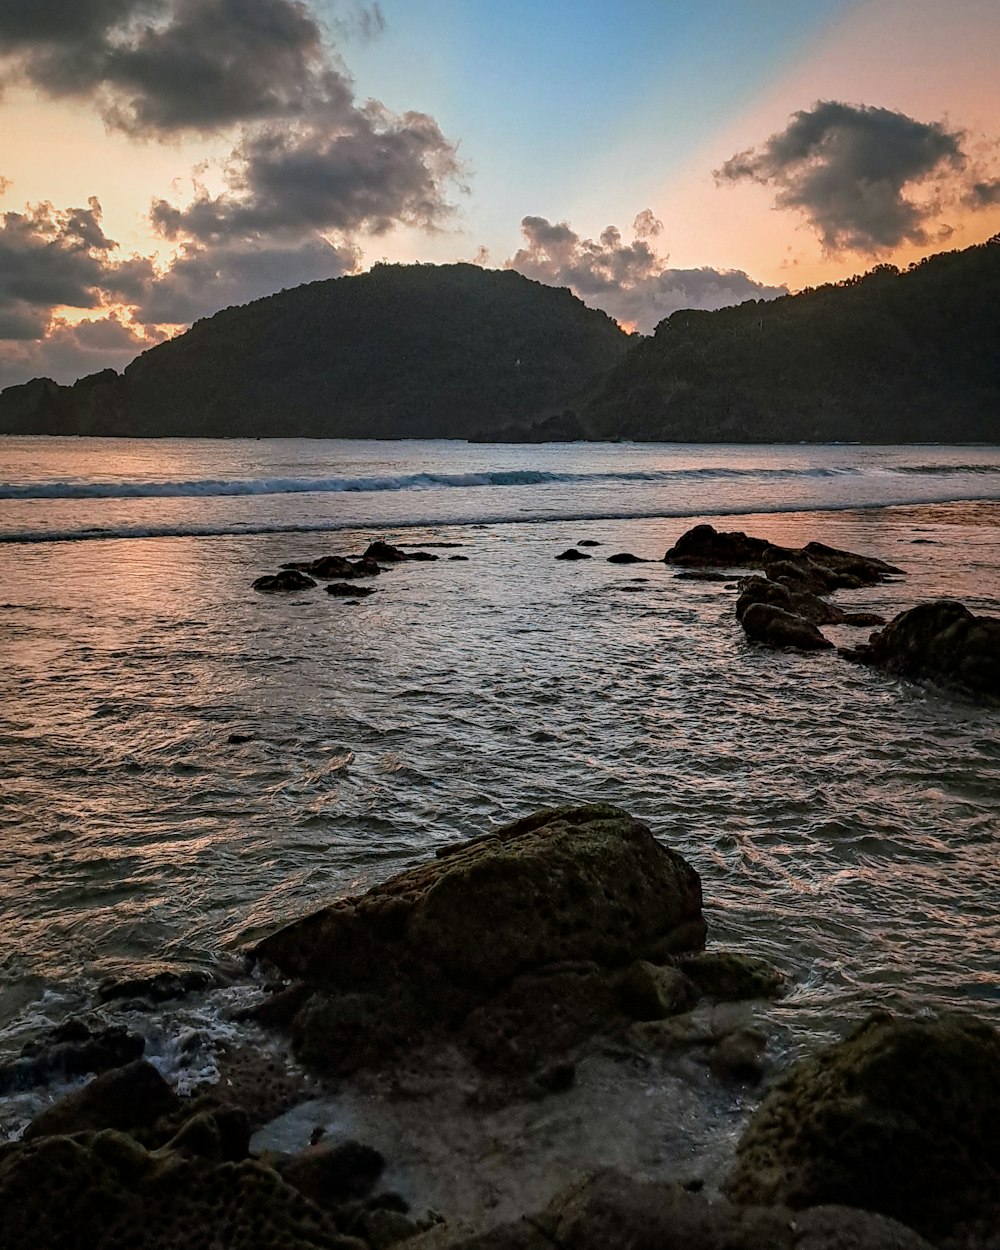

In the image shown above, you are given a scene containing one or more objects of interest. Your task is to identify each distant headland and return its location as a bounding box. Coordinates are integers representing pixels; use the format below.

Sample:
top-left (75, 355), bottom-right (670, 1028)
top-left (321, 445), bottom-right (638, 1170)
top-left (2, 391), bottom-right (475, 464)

top-left (1, 240), bottom-right (998, 443)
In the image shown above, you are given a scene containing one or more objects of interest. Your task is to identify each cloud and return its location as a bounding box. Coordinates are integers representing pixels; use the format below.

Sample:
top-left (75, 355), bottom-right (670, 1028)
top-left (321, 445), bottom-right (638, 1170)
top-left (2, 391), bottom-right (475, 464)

top-left (506, 212), bottom-right (785, 333)
top-left (716, 101), bottom-right (967, 253)
top-left (0, 198), bottom-right (127, 339)
top-left (150, 104), bottom-right (462, 241)
top-left (0, 0), bottom-right (335, 135)
top-left (966, 180), bottom-right (1000, 207)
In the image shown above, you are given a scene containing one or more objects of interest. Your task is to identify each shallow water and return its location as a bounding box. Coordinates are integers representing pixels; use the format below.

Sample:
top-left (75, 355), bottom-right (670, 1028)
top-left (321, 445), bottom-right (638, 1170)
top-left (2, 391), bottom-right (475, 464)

top-left (1, 437), bottom-right (998, 1165)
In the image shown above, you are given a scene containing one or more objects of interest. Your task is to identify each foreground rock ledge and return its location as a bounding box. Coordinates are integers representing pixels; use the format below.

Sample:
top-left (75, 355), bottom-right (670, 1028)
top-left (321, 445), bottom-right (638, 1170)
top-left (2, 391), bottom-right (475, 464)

top-left (252, 804), bottom-right (707, 1078)
top-left (725, 1012), bottom-right (1000, 1242)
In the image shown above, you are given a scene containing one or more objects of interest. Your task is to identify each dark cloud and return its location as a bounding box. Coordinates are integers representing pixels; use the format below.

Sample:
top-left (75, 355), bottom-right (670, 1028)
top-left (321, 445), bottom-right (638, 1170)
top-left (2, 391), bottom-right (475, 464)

top-left (0, 199), bottom-right (124, 338)
top-left (506, 212), bottom-right (785, 333)
top-left (0, 0), bottom-right (392, 137)
top-left (967, 180), bottom-right (1000, 207)
top-left (716, 101), bottom-right (966, 253)
top-left (150, 104), bottom-right (461, 241)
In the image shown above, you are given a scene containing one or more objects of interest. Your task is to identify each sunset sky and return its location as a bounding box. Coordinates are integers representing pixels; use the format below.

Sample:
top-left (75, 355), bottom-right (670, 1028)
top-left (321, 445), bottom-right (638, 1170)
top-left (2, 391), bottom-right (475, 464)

top-left (2, 0), bottom-right (999, 389)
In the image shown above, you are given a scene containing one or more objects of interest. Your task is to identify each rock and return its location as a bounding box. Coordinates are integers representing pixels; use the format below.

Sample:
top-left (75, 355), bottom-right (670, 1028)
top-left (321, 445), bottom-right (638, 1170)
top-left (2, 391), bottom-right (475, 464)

top-left (848, 600), bottom-right (1000, 696)
top-left (740, 602), bottom-right (834, 650)
top-left (606, 552), bottom-right (648, 564)
top-left (706, 1027), bottom-right (768, 1083)
top-left (736, 577), bottom-right (840, 627)
top-left (665, 525), bottom-right (901, 587)
top-left (619, 961), bottom-right (698, 1020)
top-left (555, 548), bottom-right (591, 560)
top-left (462, 962), bottom-right (621, 1076)
top-left (254, 805), bottom-right (705, 1077)
top-left (23, 1060), bottom-right (181, 1141)
top-left (665, 523), bottom-right (774, 568)
top-left (256, 804), bottom-right (704, 996)
top-left (326, 582), bottom-right (378, 597)
top-left (364, 540), bottom-right (438, 563)
top-left (724, 1012), bottom-right (1000, 1240)
top-left (227, 731), bottom-right (255, 744)
top-left (163, 1106), bottom-right (251, 1162)
top-left (677, 952), bottom-right (786, 1001)
top-left (285, 554), bottom-right (382, 579)
top-left (673, 570), bottom-right (737, 582)
top-left (251, 569), bottom-right (317, 592)
top-left (448, 555), bottom-right (470, 561)
top-left (576, 540), bottom-right (602, 547)
top-left (0, 1128), bottom-right (362, 1250)
top-left (0, 1022), bottom-right (144, 1094)
top-left (431, 1170), bottom-right (934, 1249)
top-left (98, 968), bottom-right (212, 1005)
top-left (276, 1140), bottom-right (386, 1209)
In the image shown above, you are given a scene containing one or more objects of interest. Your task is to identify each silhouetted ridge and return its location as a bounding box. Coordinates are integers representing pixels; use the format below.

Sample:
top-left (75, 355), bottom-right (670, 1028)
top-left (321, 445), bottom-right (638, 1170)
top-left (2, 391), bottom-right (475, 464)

top-left (583, 236), bottom-right (1000, 443)
top-left (0, 264), bottom-right (629, 439)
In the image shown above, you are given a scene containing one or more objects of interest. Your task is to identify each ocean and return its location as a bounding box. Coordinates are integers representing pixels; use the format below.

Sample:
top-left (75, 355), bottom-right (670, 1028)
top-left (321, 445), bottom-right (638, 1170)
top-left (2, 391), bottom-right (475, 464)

top-left (1, 436), bottom-right (999, 1191)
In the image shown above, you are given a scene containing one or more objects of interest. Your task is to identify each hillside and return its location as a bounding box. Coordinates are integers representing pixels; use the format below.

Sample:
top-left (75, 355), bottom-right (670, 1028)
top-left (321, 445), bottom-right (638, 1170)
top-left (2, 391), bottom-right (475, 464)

top-left (0, 264), bottom-right (629, 439)
top-left (582, 236), bottom-right (1000, 443)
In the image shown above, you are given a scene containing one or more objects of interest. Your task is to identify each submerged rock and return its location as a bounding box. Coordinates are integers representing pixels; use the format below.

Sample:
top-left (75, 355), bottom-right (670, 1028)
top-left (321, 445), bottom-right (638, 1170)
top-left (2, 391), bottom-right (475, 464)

top-left (740, 602), bottom-right (834, 650)
top-left (326, 582), bottom-right (378, 598)
top-left (606, 552), bottom-right (648, 564)
top-left (844, 599), bottom-right (1000, 695)
top-left (724, 1012), bottom-right (1000, 1240)
top-left (364, 540), bottom-right (439, 563)
top-left (252, 569), bottom-right (317, 592)
top-left (555, 548), bottom-right (592, 560)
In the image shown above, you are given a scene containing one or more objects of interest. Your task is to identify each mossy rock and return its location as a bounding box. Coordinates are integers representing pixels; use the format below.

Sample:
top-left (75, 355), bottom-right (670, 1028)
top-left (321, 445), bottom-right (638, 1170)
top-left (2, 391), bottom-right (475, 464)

top-left (677, 952), bottom-right (786, 1001)
top-left (255, 804), bottom-right (705, 994)
top-left (724, 1011), bottom-right (1000, 1239)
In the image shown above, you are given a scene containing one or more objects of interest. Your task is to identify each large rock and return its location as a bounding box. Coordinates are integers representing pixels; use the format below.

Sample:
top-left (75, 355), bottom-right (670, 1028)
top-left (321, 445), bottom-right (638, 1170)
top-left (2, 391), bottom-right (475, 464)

top-left (255, 804), bottom-right (704, 994)
top-left (846, 599), bottom-right (1000, 695)
top-left (724, 1012), bottom-right (1000, 1240)
top-left (421, 1170), bottom-right (933, 1249)
top-left (251, 569), bottom-right (317, 592)
top-left (253, 805), bottom-right (705, 1078)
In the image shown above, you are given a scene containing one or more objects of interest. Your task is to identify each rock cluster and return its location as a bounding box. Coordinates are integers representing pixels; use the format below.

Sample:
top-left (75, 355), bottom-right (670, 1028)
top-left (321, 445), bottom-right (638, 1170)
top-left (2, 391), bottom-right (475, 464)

top-left (666, 524), bottom-right (895, 652)
top-left (252, 538), bottom-right (448, 596)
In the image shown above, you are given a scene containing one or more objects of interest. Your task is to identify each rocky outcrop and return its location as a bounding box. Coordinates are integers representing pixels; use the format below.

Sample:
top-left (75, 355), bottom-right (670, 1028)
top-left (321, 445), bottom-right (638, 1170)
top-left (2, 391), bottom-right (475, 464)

top-left (363, 541), bottom-right (439, 563)
top-left (665, 525), bottom-right (901, 586)
top-left (843, 600), bottom-right (1000, 695)
top-left (252, 805), bottom-right (706, 1081)
top-left (282, 555), bottom-right (381, 580)
top-left (23, 1060), bottom-right (181, 1141)
top-left (739, 603), bottom-right (834, 650)
top-left (421, 1169), bottom-right (934, 1249)
top-left (724, 1012), bottom-right (1000, 1241)
top-left (252, 569), bottom-right (317, 592)
top-left (736, 577), bottom-right (885, 629)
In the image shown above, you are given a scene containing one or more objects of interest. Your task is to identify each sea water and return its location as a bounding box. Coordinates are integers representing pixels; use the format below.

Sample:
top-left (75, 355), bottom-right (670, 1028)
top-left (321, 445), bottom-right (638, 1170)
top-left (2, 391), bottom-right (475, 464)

top-left (1, 436), bottom-right (998, 1172)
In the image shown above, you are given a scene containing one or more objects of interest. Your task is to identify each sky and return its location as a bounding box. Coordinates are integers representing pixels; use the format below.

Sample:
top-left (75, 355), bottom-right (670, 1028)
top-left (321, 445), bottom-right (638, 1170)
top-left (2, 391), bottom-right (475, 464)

top-left (1, 0), bottom-right (999, 390)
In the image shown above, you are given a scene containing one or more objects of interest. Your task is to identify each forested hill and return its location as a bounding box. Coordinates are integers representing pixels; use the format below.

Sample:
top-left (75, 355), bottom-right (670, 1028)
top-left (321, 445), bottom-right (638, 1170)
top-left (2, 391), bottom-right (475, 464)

top-left (583, 236), bottom-right (1000, 444)
top-left (0, 264), bottom-right (629, 439)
